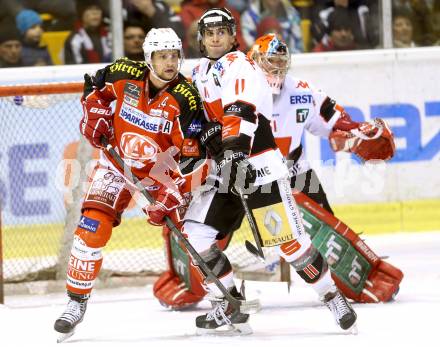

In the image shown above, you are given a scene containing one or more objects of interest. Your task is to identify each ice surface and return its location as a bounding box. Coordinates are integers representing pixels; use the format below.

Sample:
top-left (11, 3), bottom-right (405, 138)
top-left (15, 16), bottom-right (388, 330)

top-left (1, 231), bottom-right (439, 347)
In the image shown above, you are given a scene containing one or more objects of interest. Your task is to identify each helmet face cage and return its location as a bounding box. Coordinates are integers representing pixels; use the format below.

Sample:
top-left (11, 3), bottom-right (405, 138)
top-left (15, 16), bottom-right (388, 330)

top-left (143, 28), bottom-right (184, 82)
top-left (197, 7), bottom-right (237, 58)
top-left (250, 34), bottom-right (290, 94)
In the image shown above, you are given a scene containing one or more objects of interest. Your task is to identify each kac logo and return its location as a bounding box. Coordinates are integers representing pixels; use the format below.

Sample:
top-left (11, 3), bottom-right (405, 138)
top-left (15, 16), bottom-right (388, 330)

top-left (120, 132), bottom-right (158, 161)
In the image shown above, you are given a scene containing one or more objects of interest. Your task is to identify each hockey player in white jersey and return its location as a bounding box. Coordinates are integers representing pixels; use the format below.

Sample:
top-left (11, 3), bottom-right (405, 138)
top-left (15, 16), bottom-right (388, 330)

top-left (183, 7), bottom-right (357, 335)
top-left (247, 33), bottom-right (396, 210)
top-left (245, 33), bottom-right (401, 303)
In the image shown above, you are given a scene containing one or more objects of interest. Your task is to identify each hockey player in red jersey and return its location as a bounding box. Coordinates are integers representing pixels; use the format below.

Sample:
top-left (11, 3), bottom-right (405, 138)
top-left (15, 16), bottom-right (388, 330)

top-left (53, 27), bottom-right (208, 342)
top-left (177, 7), bottom-right (357, 335)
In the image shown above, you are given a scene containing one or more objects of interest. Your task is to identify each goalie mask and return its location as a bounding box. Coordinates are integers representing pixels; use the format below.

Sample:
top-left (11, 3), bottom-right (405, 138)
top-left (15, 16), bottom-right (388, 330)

top-left (143, 28), bottom-right (184, 83)
top-left (248, 34), bottom-right (290, 94)
top-left (197, 7), bottom-right (238, 59)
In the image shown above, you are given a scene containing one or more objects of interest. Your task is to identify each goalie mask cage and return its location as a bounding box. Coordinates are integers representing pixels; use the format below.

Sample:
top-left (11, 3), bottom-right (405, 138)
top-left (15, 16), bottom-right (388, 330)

top-left (0, 82), bottom-right (279, 293)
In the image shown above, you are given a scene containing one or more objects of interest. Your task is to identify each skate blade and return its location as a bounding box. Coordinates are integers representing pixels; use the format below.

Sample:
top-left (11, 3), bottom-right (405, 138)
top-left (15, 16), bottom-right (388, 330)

top-left (348, 324), bottom-right (358, 335)
top-left (57, 331), bottom-right (75, 343)
top-left (239, 299), bottom-right (261, 314)
top-left (196, 323), bottom-right (253, 336)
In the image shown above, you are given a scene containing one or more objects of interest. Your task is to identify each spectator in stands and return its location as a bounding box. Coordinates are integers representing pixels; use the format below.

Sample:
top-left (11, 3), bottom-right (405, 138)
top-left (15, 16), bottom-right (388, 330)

top-left (312, 7), bottom-right (360, 51)
top-left (179, 0), bottom-right (247, 50)
top-left (226, 0), bottom-right (250, 13)
top-left (241, 0), bottom-right (304, 53)
top-left (123, 0), bottom-right (184, 40)
top-left (16, 9), bottom-right (52, 66)
top-left (123, 21), bottom-right (146, 61)
top-left (426, 8), bottom-right (440, 45)
top-left (64, 0), bottom-right (112, 64)
top-left (184, 21), bottom-right (201, 58)
top-left (0, 0), bottom-right (76, 31)
top-left (0, 22), bottom-right (23, 68)
top-left (311, 0), bottom-right (372, 48)
top-left (256, 16), bottom-right (283, 38)
top-left (392, 8), bottom-right (417, 48)
top-left (392, 0), bottom-right (431, 45)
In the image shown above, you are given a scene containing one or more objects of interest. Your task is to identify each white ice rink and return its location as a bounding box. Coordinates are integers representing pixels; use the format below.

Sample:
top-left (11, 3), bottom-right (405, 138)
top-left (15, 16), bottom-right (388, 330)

top-left (1, 231), bottom-right (439, 347)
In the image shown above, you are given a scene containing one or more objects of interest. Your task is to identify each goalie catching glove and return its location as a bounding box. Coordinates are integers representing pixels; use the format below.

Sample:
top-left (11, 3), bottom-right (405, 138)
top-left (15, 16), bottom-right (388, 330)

top-left (329, 117), bottom-right (395, 161)
top-left (79, 99), bottom-right (114, 149)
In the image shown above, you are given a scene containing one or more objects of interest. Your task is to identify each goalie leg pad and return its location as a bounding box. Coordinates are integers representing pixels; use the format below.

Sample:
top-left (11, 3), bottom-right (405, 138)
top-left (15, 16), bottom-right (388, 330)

top-left (154, 224), bottom-right (207, 309)
top-left (154, 270), bottom-right (206, 309)
top-left (153, 224), bottom-right (235, 310)
top-left (293, 191), bottom-right (404, 303)
top-left (358, 260), bottom-right (403, 303)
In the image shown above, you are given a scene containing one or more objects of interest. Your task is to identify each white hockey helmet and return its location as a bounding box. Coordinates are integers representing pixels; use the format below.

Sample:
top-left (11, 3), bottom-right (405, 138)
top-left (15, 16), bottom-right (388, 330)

top-left (247, 34), bottom-right (290, 95)
top-left (143, 28), bottom-right (183, 82)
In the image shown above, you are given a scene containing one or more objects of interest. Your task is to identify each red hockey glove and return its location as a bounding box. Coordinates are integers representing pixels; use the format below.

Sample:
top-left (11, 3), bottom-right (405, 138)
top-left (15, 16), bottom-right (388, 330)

top-left (79, 100), bottom-right (113, 149)
top-left (329, 118), bottom-right (395, 161)
top-left (144, 185), bottom-right (184, 226)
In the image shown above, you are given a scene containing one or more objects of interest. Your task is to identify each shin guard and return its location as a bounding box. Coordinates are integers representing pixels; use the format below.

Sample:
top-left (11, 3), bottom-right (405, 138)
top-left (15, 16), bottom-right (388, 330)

top-left (66, 209), bottom-right (114, 295)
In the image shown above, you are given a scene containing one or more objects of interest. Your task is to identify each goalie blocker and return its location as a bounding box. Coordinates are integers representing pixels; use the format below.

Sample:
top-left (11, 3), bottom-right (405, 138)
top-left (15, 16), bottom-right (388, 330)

top-left (154, 191), bottom-right (403, 308)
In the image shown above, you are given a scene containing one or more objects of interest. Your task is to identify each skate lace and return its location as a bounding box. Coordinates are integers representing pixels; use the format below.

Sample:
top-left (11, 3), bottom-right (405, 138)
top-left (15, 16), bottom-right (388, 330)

top-left (206, 300), bottom-right (232, 326)
top-left (60, 300), bottom-right (86, 323)
top-left (328, 292), bottom-right (350, 319)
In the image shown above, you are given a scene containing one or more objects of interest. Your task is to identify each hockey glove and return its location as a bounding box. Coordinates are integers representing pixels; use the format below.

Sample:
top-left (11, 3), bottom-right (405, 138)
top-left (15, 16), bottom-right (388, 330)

top-left (329, 118), bottom-right (395, 161)
top-left (199, 122), bottom-right (222, 158)
top-left (79, 100), bottom-right (113, 149)
top-left (217, 151), bottom-right (257, 195)
top-left (144, 184), bottom-right (185, 226)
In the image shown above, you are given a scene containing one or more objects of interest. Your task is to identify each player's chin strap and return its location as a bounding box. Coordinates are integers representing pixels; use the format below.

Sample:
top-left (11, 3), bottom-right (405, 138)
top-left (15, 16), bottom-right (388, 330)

top-left (100, 137), bottom-right (260, 314)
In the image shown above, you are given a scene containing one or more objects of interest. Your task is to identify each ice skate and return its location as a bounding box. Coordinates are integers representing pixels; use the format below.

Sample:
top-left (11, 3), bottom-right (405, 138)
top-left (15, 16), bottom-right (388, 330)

top-left (322, 288), bottom-right (357, 332)
top-left (54, 293), bottom-right (88, 343)
top-left (196, 288), bottom-right (252, 336)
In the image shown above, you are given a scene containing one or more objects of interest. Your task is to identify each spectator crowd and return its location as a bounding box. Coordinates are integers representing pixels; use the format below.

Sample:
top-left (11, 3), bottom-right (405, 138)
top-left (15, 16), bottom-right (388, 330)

top-left (1, 0), bottom-right (440, 68)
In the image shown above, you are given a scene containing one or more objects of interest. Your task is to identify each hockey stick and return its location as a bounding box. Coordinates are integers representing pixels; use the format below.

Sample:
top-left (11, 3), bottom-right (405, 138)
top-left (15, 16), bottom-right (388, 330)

top-left (236, 188), bottom-right (265, 262)
top-left (101, 138), bottom-right (260, 314)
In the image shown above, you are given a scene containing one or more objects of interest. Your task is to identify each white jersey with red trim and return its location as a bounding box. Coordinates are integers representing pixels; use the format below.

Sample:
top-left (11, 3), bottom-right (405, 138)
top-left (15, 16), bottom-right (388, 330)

top-left (191, 51), bottom-right (272, 124)
top-left (192, 51), bottom-right (289, 185)
top-left (272, 75), bottom-right (340, 175)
